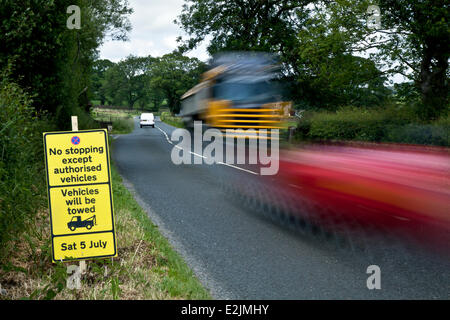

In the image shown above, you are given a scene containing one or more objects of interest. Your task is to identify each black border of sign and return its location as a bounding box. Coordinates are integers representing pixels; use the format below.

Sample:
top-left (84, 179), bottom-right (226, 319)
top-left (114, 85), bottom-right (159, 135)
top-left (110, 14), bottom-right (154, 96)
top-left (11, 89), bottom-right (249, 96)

top-left (43, 129), bottom-right (117, 262)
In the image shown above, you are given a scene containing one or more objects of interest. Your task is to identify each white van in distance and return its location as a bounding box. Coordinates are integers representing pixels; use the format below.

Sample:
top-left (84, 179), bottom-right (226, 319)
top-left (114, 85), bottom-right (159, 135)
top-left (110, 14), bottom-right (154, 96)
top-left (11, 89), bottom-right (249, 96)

top-left (140, 113), bottom-right (155, 128)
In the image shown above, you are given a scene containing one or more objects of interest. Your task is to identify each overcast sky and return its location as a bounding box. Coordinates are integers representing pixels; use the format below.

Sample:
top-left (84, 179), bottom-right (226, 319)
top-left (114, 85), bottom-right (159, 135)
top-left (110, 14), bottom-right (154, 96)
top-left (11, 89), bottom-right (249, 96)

top-left (99, 0), bottom-right (406, 83)
top-left (99, 0), bottom-right (209, 62)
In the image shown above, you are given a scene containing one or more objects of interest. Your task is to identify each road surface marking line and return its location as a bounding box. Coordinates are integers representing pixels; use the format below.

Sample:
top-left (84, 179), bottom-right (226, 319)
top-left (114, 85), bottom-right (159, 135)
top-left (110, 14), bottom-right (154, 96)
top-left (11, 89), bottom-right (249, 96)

top-left (156, 125), bottom-right (174, 145)
top-left (190, 151), bottom-right (206, 159)
top-left (217, 162), bottom-right (259, 175)
top-left (156, 124), bottom-right (259, 175)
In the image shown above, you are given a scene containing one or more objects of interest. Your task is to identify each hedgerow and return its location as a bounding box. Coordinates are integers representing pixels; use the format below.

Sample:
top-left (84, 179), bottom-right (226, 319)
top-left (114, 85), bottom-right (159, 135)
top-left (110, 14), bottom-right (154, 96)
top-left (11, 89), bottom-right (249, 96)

top-left (0, 72), bottom-right (54, 260)
top-left (296, 106), bottom-right (449, 146)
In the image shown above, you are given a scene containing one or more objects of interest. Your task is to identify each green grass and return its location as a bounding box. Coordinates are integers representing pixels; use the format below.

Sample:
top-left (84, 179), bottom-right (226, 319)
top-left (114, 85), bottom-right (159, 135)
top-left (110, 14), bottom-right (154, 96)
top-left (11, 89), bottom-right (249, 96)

top-left (160, 112), bottom-right (185, 128)
top-left (91, 108), bottom-right (135, 134)
top-left (109, 165), bottom-right (211, 299)
top-left (0, 138), bottom-right (211, 300)
top-left (110, 118), bottom-right (134, 134)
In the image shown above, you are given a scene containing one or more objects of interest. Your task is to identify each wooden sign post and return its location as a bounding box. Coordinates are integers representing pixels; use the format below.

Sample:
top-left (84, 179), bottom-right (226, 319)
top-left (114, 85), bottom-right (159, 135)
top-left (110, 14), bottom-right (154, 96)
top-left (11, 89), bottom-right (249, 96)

top-left (71, 116), bottom-right (86, 276)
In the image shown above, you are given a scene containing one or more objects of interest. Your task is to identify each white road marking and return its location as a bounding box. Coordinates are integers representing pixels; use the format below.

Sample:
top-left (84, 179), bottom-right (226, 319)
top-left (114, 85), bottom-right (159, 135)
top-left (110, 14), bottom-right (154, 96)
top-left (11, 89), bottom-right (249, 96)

top-left (156, 125), bottom-right (173, 145)
top-left (156, 125), bottom-right (204, 158)
top-left (217, 162), bottom-right (259, 175)
top-left (156, 124), bottom-right (259, 175)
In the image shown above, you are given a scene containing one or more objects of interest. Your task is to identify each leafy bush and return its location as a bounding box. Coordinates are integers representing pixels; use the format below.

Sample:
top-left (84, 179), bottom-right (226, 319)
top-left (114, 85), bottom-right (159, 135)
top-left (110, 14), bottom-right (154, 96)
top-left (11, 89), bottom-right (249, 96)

top-left (295, 105), bottom-right (448, 146)
top-left (0, 73), bottom-right (55, 259)
top-left (386, 123), bottom-right (449, 147)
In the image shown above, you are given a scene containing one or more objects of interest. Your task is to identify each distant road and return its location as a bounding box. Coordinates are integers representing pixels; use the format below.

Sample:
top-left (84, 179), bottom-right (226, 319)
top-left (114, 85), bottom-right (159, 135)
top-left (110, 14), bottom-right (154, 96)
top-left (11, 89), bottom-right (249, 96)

top-left (112, 116), bottom-right (449, 299)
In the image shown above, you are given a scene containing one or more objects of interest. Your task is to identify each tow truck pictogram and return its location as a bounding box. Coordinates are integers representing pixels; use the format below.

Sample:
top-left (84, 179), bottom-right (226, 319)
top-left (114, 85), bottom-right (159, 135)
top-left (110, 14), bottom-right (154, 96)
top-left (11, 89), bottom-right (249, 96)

top-left (67, 215), bottom-right (97, 231)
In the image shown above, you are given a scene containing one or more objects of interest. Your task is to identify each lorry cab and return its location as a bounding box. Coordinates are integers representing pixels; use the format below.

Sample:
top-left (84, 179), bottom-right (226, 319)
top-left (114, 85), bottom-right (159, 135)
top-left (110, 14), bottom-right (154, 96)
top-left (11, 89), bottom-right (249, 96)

top-left (180, 52), bottom-right (292, 138)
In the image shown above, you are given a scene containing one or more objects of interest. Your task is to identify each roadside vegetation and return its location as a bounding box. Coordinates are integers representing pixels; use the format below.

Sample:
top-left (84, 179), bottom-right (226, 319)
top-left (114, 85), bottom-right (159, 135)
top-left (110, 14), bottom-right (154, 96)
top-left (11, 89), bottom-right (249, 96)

top-left (0, 162), bottom-right (210, 300)
top-left (91, 107), bottom-right (136, 134)
top-left (176, 1), bottom-right (449, 122)
top-left (160, 112), bottom-right (185, 128)
top-left (0, 73), bottom-right (53, 264)
top-left (0, 72), bottom-right (209, 299)
top-left (91, 53), bottom-right (206, 114)
top-left (295, 105), bottom-right (449, 147)
top-left (0, 1), bottom-right (209, 300)
top-left (173, 0), bottom-right (449, 147)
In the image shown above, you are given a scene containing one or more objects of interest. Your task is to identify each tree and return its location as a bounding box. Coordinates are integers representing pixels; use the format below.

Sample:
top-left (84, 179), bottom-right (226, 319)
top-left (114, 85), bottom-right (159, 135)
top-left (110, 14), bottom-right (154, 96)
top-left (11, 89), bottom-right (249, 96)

top-left (177, 0), bottom-right (449, 117)
top-left (292, 1), bottom-right (391, 108)
top-left (375, 0), bottom-right (449, 119)
top-left (91, 59), bottom-right (115, 105)
top-left (302, 0), bottom-right (449, 118)
top-left (96, 52), bottom-right (206, 112)
top-left (176, 0), bottom-right (312, 77)
top-left (146, 81), bottom-right (165, 111)
top-left (103, 55), bottom-right (150, 108)
top-left (0, 0), bottom-right (133, 127)
top-left (148, 52), bottom-right (206, 114)
top-left (176, 0), bottom-right (391, 108)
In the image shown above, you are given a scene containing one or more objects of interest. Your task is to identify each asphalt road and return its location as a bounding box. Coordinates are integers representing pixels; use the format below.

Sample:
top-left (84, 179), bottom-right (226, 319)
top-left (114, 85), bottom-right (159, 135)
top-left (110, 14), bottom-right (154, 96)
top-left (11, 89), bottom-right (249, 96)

top-left (112, 116), bottom-right (449, 299)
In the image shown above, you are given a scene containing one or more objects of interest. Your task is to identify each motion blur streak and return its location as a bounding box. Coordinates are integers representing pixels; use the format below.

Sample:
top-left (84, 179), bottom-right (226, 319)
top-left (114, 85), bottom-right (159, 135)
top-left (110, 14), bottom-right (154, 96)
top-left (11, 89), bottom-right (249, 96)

top-left (250, 143), bottom-right (450, 254)
top-left (180, 51), bottom-right (292, 138)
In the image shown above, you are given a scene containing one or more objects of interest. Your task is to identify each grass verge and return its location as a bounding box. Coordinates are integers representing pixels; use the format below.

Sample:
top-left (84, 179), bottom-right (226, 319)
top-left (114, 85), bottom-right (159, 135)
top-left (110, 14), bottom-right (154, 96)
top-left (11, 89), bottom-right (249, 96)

top-left (91, 108), bottom-right (135, 135)
top-left (160, 112), bottom-right (185, 128)
top-left (110, 118), bottom-right (135, 134)
top-left (0, 162), bottom-right (210, 300)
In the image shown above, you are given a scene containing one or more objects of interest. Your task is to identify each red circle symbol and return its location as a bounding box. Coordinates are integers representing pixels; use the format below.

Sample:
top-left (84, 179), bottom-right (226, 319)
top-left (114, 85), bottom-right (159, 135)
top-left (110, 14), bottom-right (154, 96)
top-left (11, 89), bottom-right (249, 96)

top-left (71, 136), bottom-right (80, 145)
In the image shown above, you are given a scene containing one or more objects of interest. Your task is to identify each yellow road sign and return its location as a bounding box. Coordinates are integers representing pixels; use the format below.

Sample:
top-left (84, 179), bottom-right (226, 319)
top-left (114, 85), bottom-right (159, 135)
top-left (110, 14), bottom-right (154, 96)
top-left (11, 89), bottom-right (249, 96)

top-left (43, 129), bottom-right (117, 262)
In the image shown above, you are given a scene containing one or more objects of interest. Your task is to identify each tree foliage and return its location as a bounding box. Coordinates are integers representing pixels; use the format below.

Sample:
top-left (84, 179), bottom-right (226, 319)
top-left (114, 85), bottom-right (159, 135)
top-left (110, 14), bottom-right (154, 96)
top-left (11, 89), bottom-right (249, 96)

top-left (0, 0), bottom-right (133, 127)
top-left (91, 59), bottom-right (115, 105)
top-left (93, 52), bottom-right (206, 113)
top-left (102, 55), bottom-right (150, 108)
top-left (176, 0), bottom-right (311, 72)
top-left (149, 53), bottom-right (207, 114)
top-left (175, 0), bottom-right (391, 108)
top-left (375, 0), bottom-right (449, 119)
top-left (176, 0), bottom-right (449, 118)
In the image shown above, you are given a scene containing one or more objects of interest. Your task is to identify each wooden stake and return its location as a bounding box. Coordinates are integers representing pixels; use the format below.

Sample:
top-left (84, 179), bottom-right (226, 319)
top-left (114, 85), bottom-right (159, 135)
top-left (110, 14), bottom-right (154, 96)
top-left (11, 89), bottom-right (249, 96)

top-left (71, 116), bottom-right (78, 131)
top-left (71, 115), bottom-right (86, 275)
top-left (79, 260), bottom-right (86, 275)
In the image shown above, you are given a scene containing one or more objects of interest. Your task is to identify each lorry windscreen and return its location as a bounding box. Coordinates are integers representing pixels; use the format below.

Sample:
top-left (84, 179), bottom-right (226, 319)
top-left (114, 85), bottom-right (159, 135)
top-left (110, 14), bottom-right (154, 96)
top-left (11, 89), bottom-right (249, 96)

top-left (213, 81), bottom-right (276, 104)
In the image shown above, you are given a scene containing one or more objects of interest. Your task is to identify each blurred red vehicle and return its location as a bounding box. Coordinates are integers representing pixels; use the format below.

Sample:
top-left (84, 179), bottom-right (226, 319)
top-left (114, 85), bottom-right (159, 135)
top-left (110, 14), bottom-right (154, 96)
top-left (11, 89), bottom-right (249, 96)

top-left (259, 143), bottom-right (450, 253)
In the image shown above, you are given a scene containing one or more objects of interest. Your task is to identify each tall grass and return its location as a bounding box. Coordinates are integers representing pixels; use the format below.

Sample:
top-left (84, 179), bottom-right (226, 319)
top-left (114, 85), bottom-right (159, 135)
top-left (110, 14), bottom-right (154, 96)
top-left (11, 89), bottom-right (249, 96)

top-left (111, 117), bottom-right (134, 134)
top-left (160, 112), bottom-right (184, 128)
